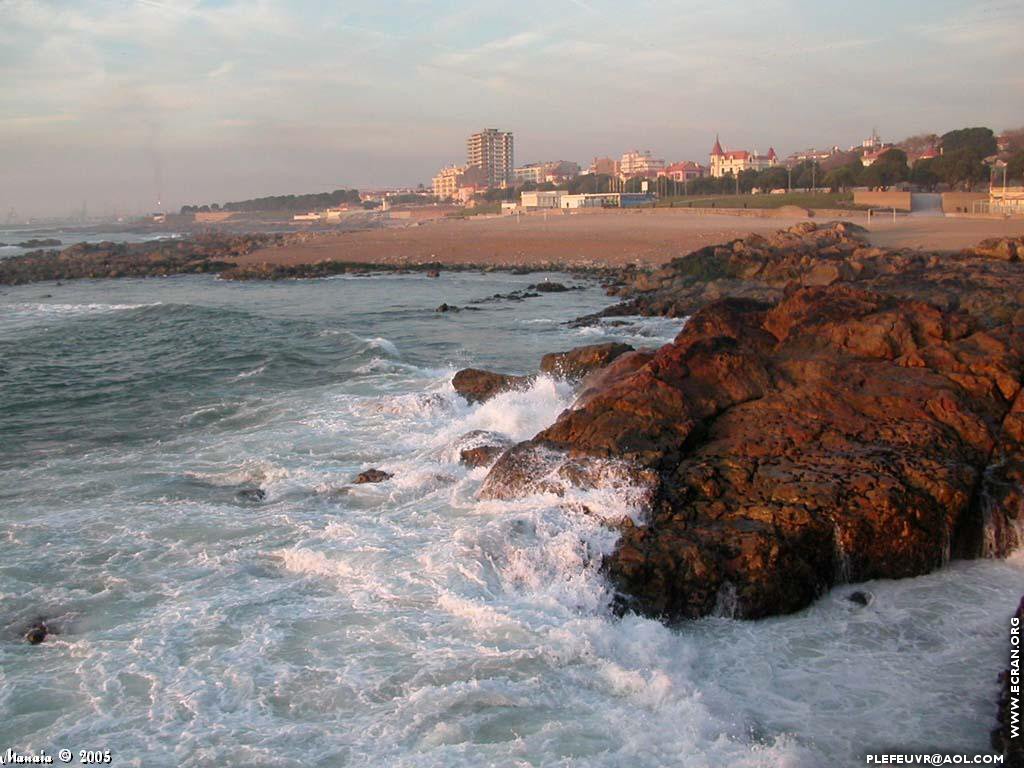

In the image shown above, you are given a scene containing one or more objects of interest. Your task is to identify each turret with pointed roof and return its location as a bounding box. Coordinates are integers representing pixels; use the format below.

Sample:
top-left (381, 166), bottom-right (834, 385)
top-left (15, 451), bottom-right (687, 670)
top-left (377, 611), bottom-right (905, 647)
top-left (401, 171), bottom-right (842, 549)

top-left (711, 134), bottom-right (724, 157)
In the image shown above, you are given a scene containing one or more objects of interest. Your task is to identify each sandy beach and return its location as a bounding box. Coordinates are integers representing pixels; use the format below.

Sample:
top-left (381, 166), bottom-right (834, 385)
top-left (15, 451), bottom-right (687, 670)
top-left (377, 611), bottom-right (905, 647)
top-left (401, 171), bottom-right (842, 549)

top-left (235, 208), bottom-right (1024, 269)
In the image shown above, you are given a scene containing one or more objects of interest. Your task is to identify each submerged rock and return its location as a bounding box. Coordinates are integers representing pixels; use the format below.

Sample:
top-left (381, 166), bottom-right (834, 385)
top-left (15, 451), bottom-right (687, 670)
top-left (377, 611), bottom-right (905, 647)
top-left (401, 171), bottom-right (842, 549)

top-left (235, 488), bottom-right (266, 503)
top-left (847, 591), bottom-right (872, 607)
top-left (354, 468), bottom-right (393, 484)
top-left (533, 281), bottom-right (569, 293)
top-left (24, 621), bottom-right (49, 645)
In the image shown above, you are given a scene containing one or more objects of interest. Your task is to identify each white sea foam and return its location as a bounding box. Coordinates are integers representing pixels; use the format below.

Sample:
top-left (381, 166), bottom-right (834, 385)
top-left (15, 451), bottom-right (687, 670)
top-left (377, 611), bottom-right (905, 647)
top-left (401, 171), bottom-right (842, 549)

top-left (2, 301), bottom-right (161, 319)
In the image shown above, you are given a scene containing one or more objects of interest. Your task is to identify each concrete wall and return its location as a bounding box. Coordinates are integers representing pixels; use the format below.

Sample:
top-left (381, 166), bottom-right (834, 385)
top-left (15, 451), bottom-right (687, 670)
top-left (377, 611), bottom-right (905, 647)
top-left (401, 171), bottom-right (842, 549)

top-left (941, 192), bottom-right (988, 214)
top-left (853, 190), bottom-right (912, 211)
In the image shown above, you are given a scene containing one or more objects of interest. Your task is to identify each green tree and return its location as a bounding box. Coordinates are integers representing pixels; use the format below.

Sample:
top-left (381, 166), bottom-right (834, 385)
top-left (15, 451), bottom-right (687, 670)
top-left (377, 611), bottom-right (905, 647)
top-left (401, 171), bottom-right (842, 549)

top-left (910, 159), bottom-right (941, 191)
top-left (824, 166), bottom-right (857, 192)
top-left (756, 166), bottom-right (789, 192)
top-left (940, 127), bottom-right (997, 159)
top-left (934, 149), bottom-right (988, 190)
top-left (873, 149), bottom-right (910, 187)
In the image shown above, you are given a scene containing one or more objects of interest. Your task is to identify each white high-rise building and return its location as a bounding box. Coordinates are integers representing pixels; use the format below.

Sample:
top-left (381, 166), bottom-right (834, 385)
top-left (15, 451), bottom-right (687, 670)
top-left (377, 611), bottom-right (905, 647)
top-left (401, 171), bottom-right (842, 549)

top-left (467, 129), bottom-right (514, 188)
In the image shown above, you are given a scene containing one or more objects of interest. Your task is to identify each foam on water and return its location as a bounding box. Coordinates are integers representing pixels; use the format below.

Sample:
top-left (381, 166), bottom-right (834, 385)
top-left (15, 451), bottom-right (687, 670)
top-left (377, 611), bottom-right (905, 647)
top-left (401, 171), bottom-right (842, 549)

top-left (0, 272), bottom-right (1018, 767)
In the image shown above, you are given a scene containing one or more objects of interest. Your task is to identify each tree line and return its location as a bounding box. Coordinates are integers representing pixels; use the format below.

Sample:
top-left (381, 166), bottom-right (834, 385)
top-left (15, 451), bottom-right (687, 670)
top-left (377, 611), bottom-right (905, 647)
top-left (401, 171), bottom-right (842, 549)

top-left (180, 188), bottom-right (363, 214)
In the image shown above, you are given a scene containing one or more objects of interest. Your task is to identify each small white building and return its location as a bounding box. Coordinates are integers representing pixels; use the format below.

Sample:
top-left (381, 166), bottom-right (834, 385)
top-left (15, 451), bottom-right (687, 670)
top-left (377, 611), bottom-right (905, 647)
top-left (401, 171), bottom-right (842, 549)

top-left (520, 190), bottom-right (567, 209)
top-left (293, 211), bottom-right (320, 222)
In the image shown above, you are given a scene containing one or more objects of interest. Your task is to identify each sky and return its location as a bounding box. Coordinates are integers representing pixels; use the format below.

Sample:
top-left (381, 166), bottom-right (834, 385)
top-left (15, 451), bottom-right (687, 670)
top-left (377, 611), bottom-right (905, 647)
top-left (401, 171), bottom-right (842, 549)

top-left (1, 0), bottom-right (1022, 218)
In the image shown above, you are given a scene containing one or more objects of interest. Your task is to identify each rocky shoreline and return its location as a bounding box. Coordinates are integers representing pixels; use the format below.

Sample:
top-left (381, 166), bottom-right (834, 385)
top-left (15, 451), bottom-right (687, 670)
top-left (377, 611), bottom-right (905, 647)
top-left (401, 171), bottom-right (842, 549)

top-left (450, 222), bottom-right (1024, 620)
top-left (0, 232), bottom-right (613, 285)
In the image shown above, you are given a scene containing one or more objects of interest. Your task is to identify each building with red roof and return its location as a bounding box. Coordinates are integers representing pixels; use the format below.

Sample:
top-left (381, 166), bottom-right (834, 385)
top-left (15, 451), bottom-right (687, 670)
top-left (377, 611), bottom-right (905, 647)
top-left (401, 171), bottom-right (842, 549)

top-left (709, 135), bottom-right (779, 177)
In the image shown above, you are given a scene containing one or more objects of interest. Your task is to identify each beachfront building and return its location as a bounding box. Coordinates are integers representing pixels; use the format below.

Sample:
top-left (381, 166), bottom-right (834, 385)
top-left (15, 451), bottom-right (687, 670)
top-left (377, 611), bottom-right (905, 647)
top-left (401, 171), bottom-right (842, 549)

top-left (467, 128), bottom-right (514, 188)
top-left (513, 160), bottom-right (580, 186)
top-left (432, 164), bottom-right (488, 200)
top-left (620, 150), bottom-right (665, 179)
top-left (587, 157), bottom-right (621, 177)
top-left (560, 192), bottom-right (654, 209)
top-left (520, 190), bottom-right (567, 209)
top-left (708, 135), bottom-right (778, 178)
top-left (661, 161), bottom-right (706, 182)
top-left (432, 165), bottom-right (466, 200)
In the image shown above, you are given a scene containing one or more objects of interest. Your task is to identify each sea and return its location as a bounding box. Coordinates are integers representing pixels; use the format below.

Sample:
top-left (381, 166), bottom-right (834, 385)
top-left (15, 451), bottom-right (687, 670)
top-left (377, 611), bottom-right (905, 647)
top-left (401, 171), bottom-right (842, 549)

top-left (0, 228), bottom-right (180, 259)
top-left (0, 270), bottom-right (1019, 767)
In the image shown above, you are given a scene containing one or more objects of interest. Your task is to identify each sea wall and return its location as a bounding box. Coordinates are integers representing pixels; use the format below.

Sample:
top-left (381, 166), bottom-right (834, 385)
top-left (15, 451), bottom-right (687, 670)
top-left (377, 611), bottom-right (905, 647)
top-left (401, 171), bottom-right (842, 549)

top-left (853, 190), bottom-right (912, 211)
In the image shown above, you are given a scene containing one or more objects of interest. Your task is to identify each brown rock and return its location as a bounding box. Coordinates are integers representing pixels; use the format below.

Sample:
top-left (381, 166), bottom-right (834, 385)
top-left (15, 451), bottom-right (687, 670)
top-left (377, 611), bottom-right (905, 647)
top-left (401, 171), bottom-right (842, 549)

top-left (539, 342), bottom-right (634, 380)
top-left (354, 469), bottom-right (392, 484)
top-left (452, 368), bottom-right (533, 404)
top-left (487, 286), bottom-right (1024, 620)
top-left (460, 445), bottom-right (507, 468)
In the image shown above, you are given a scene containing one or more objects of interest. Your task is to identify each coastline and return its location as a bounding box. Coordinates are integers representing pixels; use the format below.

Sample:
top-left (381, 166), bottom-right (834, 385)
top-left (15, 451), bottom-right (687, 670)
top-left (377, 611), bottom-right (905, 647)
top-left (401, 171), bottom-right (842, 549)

top-left (232, 208), bottom-right (1024, 270)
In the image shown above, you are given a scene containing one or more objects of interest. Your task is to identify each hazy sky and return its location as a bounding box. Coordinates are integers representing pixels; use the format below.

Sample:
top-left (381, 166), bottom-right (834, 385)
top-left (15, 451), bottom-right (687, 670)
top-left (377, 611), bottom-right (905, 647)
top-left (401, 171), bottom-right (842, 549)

top-left (2, 0), bottom-right (1022, 217)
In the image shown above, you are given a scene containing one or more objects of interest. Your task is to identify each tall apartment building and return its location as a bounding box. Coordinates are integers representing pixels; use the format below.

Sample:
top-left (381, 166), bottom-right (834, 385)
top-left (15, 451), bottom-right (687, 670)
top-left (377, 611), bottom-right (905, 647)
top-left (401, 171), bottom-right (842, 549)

top-left (467, 129), bottom-right (514, 188)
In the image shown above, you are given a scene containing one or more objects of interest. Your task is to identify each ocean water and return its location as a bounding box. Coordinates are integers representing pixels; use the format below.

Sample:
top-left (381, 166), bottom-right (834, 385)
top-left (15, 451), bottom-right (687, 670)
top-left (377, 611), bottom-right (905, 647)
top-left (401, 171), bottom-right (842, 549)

top-left (0, 228), bottom-right (181, 259)
top-left (0, 272), bottom-right (1019, 768)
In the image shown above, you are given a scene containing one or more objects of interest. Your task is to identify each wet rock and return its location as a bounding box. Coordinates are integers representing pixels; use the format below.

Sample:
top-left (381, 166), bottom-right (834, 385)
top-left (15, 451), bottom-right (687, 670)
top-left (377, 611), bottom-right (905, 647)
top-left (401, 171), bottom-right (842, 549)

top-left (435, 303), bottom-right (459, 312)
top-left (452, 368), bottom-right (532, 404)
top-left (354, 468), bottom-right (393, 484)
top-left (460, 445), bottom-right (507, 468)
top-left (487, 285), bottom-right (1024, 620)
top-left (533, 281), bottom-right (569, 293)
top-left (992, 595), bottom-right (1024, 765)
top-left (426, 269), bottom-right (441, 278)
top-left (847, 591), bottom-right (872, 606)
top-left (235, 488), bottom-right (266, 503)
top-left (539, 342), bottom-right (634, 380)
top-left (24, 621), bottom-right (49, 645)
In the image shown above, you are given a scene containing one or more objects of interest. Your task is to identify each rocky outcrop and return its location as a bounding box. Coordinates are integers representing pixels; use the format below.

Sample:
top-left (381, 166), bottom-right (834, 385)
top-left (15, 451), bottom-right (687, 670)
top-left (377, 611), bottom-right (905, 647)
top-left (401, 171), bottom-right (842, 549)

top-left (992, 595), bottom-right (1023, 767)
top-left (452, 369), bottom-right (533, 404)
top-left (539, 342), bottom-right (634, 380)
top-left (578, 221), bottom-right (1024, 330)
top-left (452, 343), bottom-right (639, 404)
top-left (484, 285), bottom-right (1024, 620)
top-left (0, 234), bottom-right (283, 284)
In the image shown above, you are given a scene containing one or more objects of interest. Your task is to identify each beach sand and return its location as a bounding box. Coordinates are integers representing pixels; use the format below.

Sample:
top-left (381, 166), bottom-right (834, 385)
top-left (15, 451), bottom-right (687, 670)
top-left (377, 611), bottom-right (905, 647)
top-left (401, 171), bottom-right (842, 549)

top-left (234, 208), bottom-right (1024, 269)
